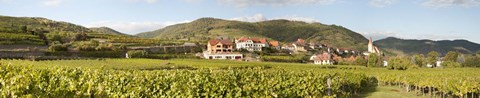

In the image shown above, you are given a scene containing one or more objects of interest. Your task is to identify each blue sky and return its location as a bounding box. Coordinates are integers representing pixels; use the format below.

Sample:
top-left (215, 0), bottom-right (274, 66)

top-left (1, 0), bottom-right (479, 43)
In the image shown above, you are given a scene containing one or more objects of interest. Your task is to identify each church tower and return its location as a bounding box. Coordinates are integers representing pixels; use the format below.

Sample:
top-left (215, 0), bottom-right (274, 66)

top-left (368, 37), bottom-right (373, 53)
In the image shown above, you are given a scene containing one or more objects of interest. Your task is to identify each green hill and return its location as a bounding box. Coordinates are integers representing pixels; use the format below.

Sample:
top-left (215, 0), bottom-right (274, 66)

top-left (137, 18), bottom-right (368, 50)
top-left (0, 16), bottom-right (183, 45)
top-left (89, 27), bottom-right (126, 35)
top-left (0, 15), bottom-right (95, 45)
top-left (0, 15), bottom-right (91, 33)
top-left (374, 37), bottom-right (480, 55)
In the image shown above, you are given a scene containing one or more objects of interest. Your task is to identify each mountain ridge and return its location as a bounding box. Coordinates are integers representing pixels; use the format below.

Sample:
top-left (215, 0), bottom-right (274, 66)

top-left (89, 27), bottom-right (126, 35)
top-left (137, 17), bottom-right (369, 50)
top-left (374, 37), bottom-right (480, 55)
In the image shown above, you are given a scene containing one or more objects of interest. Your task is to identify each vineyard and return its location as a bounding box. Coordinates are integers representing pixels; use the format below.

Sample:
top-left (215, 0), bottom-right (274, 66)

top-left (0, 59), bottom-right (479, 97)
top-left (0, 33), bottom-right (45, 45)
top-left (369, 68), bottom-right (480, 98)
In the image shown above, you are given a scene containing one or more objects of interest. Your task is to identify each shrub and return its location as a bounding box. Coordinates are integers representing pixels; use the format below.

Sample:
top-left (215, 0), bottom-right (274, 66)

top-left (112, 44), bottom-right (127, 51)
top-left (127, 50), bottom-right (149, 58)
top-left (79, 51), bottom-right (124, 58)
top-left (48, 44), bottom-right (68, 52)
top-left (354, 56), bottom-right (367, 66)
top-left (95, 44), bottom-right (112, 51)
top-left (441, 61), bottom-right (462, 68)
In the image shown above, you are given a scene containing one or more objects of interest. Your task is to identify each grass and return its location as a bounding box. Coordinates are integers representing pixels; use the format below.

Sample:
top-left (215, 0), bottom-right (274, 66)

top-left (358, 85), bottom-right (429, 98)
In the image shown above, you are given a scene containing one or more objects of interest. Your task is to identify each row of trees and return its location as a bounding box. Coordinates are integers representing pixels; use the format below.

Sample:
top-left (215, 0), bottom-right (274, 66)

top-left (48, 40), bottom-right (127, 52)
top-left (352, 51), bottom-right (480, 70)
top-left (387, 51), bottom-right (480, 70)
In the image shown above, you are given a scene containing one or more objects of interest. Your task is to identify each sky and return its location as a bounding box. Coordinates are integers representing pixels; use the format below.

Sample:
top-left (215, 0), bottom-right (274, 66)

top-left (1, 0), bottom-right (479, 43)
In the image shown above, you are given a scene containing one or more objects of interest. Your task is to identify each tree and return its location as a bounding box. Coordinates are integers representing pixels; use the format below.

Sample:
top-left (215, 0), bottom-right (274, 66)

top-left (444, 51), bottom-right (459, 62)
top-left (413, 54), bottom-right (426, 67)
top-left (367, 53), bottom-right (380, 67)
top-left (427, 51), bottom-right (439, 65)
top-left (49, 34), bottom-right (64, 43)
top-left (20, 25), bottom-right (27, 33)
top-left (73, 33), bottom-right (88, 41)
top-left (387, 56), bottom-right (416, 70)
top-left (354, 56), bottom-right (367, 66)
top-left (463, 55), bottom-right (480, 67)
top-left (48, 43), bottom-right (68, 52)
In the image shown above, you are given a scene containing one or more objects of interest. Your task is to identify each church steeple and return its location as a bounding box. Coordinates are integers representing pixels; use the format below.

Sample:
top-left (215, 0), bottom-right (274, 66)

top-left (368, 37), bottom-right (373, 53)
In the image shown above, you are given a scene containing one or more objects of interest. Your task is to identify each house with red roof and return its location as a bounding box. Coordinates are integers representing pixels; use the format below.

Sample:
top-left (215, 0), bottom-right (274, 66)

top-left (310, 52), bottom-right (334, 65)
top-left (235, 37), bottom-right (269, 51)
top-left (269, 41), bottom-right (280, 49)
top-left (204, 39), bottom-right (243, 60)
top-left (282, 39), bottom-right (309, 52)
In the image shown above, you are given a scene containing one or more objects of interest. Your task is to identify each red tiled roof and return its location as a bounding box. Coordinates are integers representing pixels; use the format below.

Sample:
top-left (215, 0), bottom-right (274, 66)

top-left (208, 39), bottom-right (233, 46)
top-left (269, 41), bottom-right (279, 47)
top-left (314, 53), bottom-right (332, 61)
top-left (297, 39), bottom-right (305, 44)
top-left (294, 39), bottom-right (306, 45)
top-left (237, 37), bottom-right (267, 44)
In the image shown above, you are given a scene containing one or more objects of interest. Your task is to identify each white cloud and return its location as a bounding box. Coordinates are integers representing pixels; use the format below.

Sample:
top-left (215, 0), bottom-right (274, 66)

top-left (231, 14), bottom-right (320, 23)
top-left (183, 0), bottom-right (202, 3)
top-left (369, 0), bottom-right (396, 8)
top-left (422, 0), bottom-right (480, 8)
top-left (360, 31), bottom-right (401, 41)
top-left (43, 0), bottom-right (65, 6)
top-left (231, 14), bottom-right (268, 22)
top-left (217, 0), bottom-right (337, 7)
top-left (84, 20), bottom-right (190, 35)
top-left (273, 15), bottom-right (320, 23)
top-left (127, 0), bottom-right (159, 3)
top-left (407, 33), bottom-right (465, 41)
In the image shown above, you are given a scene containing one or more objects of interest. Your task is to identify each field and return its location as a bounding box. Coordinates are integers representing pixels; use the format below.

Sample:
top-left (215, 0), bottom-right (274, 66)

top-left (0, 59), bottom-right (479, 97)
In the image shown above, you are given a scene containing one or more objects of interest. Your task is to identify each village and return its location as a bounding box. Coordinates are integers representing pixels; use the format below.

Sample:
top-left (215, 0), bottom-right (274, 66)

top-left (200, 36), bottom-right (389, 66)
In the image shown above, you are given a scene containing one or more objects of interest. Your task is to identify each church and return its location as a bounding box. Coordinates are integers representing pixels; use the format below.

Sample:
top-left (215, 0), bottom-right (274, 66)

top-left (364, 37), bottom-right (383, 56)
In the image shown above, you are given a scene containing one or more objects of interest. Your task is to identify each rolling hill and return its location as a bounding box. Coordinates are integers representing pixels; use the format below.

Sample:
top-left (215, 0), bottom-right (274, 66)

top-left (0, 15), bottom-right (129, 45)
top-left (137, 18), bottom-right (369, 50)
top-left (374, 37), bottom-right (480, 55)
top-left (0, 15), bottom-right (91, 45)
top-left (0, 15), bottom-right (91, 33)
top-left (89, 27), bottom-right (126, 35)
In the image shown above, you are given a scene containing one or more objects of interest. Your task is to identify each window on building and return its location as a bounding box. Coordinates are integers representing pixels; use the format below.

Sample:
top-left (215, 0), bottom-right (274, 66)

top-left (235, 56), bottom-right (242, 59)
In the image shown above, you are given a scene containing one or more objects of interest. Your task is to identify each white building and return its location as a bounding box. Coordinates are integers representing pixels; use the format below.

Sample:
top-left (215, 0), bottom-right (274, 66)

top-left (436, 61), bottom-right (442, 67)
top-left (310, 53), bottom-right (334, 65)
top-left (204, 39), bottom-right (243, 60)
top-left (383, 60), bottom-right (388, 67)
top-left (203, 51), bottom-right (243, 60)
top-left (235, 37), bottom-right (268, 51)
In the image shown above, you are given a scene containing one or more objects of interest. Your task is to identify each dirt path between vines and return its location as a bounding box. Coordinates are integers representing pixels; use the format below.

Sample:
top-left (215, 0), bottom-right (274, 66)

top-left (356, 85), bottom-right (430, 98)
